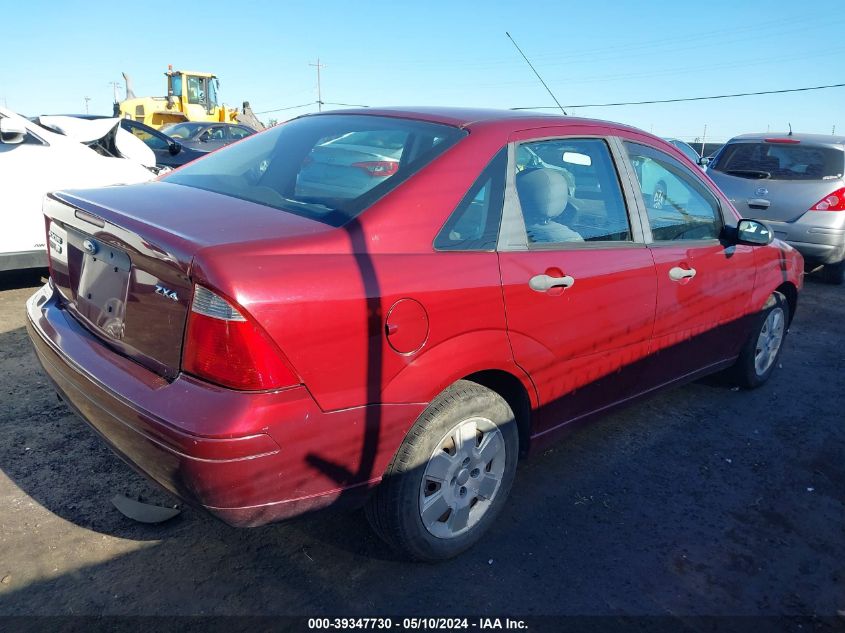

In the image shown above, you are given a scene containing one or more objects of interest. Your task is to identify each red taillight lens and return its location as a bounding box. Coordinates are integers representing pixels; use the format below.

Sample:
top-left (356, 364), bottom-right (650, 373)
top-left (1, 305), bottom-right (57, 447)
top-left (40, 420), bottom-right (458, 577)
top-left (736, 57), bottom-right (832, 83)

top-left (182, 285), bottom-right (299, 391)
top-left (809, 187), bottom-right (845, 211)
top-left (351, 160), bottom-right (399, 177)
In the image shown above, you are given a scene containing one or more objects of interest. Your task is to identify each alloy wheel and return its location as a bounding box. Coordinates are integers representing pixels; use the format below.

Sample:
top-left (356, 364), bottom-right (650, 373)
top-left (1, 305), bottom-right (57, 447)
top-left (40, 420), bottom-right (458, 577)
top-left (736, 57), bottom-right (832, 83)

top-left (754, 306), bottom-right (785, 376)
top-left (418, 416), bottom-right (506, 539)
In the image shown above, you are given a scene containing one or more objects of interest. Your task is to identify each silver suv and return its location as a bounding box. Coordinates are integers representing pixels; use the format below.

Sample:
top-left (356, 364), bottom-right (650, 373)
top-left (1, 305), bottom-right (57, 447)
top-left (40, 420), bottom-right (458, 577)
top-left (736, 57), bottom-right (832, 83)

top-left (708, 133), bottom-right (845, 284)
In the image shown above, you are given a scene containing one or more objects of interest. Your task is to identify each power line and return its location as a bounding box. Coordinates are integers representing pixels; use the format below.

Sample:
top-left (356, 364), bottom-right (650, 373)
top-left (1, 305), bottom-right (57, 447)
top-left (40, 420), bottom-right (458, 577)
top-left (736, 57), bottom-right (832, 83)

top-left (255, 101), bottom-right (318, 115)
top-left (323, 101), bottom-right (370, 108)
top-left (512, 82), bottom-right (845, 110)
top-left (254, 100), bottom-right (370, 115)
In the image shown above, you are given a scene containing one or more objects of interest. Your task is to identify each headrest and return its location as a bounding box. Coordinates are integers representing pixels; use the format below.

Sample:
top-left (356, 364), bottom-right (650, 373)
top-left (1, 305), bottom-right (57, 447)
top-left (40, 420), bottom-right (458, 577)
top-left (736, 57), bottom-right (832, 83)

top-left (516, 168), bottom-right (570, 221)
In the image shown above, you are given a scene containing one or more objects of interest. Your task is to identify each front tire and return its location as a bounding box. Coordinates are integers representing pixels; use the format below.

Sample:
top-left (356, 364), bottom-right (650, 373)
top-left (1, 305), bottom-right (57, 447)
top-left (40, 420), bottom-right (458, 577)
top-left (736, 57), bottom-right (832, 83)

top-left (365, 380), bottom-right (519, 561)
top-left (820, 260), bottom-right (845, 285)
top-left (729, 292), bottom-right (789, 389)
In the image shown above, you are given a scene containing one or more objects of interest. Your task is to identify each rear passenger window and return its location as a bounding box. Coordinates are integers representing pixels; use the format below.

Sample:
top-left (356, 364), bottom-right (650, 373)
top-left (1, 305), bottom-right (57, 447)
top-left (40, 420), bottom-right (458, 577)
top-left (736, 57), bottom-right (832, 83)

top-left (624, 142), bottom-right (723, 242)
top-left (514, 138), bottom-right (631, 245)
top-left (435, 148), bottom-right (506, 251)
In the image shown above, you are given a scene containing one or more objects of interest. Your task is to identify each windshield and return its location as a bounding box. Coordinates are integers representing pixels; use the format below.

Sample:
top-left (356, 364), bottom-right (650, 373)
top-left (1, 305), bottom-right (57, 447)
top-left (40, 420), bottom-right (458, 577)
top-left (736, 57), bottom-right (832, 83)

top-left (161, 123), bottom-right (203, 139)
top-left (712, 142), bottom-right (845, 181)
top-left (164, 114), bottom-right (466, 226)
top-left (671, 140), bottom-right (700, 163)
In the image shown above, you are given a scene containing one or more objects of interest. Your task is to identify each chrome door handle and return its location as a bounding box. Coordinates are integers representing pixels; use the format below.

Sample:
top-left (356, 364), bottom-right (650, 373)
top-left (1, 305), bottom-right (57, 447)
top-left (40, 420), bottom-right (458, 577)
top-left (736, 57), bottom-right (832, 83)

top-left (668, 266), bottom-right (697, 281)
top-left (529, 274), bottom-right (575, 292)
top-left (748, 198), bottom-right (771, 209)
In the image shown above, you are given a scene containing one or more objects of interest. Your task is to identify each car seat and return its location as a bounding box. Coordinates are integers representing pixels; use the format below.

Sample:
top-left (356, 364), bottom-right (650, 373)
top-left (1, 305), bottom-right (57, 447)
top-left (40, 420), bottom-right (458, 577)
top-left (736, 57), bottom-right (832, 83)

top-left (515, 168), bottom-right (583, 243)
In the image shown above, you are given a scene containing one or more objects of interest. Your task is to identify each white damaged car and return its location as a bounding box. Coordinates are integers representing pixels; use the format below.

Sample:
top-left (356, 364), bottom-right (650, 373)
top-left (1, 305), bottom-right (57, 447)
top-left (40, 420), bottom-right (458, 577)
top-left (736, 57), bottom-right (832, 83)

top-left (0, 108), bottom-right (158, 271)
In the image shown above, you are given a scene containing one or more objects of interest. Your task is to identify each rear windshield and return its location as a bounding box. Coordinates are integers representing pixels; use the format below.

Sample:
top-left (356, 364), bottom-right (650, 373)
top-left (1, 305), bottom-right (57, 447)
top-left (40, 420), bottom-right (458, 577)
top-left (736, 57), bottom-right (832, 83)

top-left (712, 142), bottom-right (845, 181)
top-left (164, 114), bottom-right (466, 226)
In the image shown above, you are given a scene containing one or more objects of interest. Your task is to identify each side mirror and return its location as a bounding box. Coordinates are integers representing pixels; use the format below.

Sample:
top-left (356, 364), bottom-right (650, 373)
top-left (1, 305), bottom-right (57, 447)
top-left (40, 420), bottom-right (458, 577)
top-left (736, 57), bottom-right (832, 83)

top-left (198, 132), bottom-right (210, 143)
top-left (736, 219), bottom-right (774, 246)
top-left (169, 141), bottom-right (182, 156)
top-left (0, 118), bottom-right (27, 145)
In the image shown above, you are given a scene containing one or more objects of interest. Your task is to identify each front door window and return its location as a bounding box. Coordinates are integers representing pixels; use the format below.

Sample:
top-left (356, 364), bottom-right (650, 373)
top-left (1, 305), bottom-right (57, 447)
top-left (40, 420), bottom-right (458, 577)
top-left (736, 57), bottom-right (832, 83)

top-left (624, 142), bottom-right (722, 241)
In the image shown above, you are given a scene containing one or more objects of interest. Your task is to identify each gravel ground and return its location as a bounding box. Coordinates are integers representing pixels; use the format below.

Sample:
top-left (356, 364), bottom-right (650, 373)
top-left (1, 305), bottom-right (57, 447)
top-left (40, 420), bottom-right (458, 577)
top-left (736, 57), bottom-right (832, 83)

top-left (0, 268), bottom-right (842, 619)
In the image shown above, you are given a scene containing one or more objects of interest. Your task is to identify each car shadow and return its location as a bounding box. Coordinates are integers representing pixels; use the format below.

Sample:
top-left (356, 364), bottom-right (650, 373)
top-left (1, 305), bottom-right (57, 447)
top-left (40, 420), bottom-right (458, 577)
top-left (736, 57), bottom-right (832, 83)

top-left (0, 269), bottom-right (47, 291)
top-left (3, 302), bottom-right (844, 617)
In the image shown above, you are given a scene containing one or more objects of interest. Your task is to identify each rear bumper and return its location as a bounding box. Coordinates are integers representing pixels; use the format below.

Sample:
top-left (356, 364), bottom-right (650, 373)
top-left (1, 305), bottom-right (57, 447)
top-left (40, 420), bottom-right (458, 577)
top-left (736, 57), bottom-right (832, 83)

top-left (26, 283), bottom-right (423, 527)
top-left (0, 249), bottom-right (47, 272)
top-left (766, 216), bottom-right (845, 265)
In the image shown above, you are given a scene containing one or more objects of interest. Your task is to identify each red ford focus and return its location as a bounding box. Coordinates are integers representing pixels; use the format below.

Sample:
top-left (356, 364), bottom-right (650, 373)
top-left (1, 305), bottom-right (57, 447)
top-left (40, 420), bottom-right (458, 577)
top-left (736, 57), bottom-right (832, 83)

top-left (26, 108), bottom-right (803, 560)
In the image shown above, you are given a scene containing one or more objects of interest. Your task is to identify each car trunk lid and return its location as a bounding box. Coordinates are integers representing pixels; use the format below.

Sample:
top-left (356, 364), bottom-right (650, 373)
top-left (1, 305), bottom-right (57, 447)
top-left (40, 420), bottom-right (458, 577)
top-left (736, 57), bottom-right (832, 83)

top-left (708, 172), bottom-right (845, 222)
top-left (45, 181), bottom-right (332, 379)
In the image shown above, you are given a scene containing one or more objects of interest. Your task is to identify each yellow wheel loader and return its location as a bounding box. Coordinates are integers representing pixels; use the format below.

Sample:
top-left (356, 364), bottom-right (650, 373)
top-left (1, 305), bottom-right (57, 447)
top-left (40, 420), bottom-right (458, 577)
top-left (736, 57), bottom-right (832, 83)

top-left (115, 66), bottom-right (263, 130)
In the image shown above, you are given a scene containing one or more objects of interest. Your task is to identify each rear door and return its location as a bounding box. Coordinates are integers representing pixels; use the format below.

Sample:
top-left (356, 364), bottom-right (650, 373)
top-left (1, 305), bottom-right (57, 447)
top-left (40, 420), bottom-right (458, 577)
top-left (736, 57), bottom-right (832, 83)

top-left (620, 139), bottom-right (757, 383)
top-left (498, 130), bottom-right (657, 436)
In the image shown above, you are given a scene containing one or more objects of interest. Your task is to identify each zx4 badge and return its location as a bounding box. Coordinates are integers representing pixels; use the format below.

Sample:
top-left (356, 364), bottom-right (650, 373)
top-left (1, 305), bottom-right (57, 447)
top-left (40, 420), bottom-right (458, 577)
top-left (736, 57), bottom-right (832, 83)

top-left (154, 285), bottom-right (179, 302)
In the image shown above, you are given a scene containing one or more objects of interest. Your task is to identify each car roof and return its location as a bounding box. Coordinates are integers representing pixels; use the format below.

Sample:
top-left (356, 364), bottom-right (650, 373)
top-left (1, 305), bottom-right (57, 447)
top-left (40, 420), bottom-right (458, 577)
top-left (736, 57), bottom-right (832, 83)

top-left (307, 106), bottom-right (644, 135)
top-left (726, 132), bottom-right (845, 147)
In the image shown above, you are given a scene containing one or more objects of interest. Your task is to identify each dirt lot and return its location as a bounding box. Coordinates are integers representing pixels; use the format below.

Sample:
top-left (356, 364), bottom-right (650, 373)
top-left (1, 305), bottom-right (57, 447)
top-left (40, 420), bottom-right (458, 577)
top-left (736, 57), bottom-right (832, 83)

top-left (0, 268), bottom-right (843, 618)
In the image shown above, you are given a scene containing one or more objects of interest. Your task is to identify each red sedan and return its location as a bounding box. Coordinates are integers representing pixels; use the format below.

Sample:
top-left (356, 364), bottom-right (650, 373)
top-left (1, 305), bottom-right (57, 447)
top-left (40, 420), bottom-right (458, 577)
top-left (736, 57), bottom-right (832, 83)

top-left (26, 108), bottom-right (803, 560)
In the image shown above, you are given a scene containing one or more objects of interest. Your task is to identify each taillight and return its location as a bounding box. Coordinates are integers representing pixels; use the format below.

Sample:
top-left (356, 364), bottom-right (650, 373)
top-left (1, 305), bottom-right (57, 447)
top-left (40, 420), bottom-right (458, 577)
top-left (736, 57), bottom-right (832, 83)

top-left (809, 187), bottom-right (845, 211)
top-left (764, 138), bottom-right (800, 144)
top-left (182, 285), bottom-right (299, 391)
top-left (351, 161), bottom-right (399, 177)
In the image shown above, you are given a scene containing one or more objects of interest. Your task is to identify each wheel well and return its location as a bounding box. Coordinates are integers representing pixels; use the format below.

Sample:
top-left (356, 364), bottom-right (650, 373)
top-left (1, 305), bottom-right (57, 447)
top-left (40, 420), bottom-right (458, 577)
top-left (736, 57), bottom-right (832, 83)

top-left (464, 370), bottom-right (532, 456)
top-left (775, 281), bottom-right (798, 325)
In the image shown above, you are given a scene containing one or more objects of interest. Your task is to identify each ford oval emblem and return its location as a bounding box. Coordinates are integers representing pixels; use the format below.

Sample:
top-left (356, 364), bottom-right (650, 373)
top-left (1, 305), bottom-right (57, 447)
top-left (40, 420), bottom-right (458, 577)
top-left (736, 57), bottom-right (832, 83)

top-left (755, 187), bottom-right (769, 197)
top-left (82, 239), bottom-right (98, 255)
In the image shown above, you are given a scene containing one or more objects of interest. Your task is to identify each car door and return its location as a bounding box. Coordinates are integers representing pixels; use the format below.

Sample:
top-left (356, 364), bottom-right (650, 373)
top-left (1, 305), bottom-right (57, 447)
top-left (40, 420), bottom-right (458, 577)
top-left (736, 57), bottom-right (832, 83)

top-left (620, 138), bottom-right (757, 384)
top-left (0, 116), bottom-right (54, 258)
top-left (198, 125), bottom-right (227, 151)
top-left (122, 120), bottom-right (174, 166)
top-left (229, 126), bottom-right (254, 143)
top-left (497, 131), bottom-right (657, 436)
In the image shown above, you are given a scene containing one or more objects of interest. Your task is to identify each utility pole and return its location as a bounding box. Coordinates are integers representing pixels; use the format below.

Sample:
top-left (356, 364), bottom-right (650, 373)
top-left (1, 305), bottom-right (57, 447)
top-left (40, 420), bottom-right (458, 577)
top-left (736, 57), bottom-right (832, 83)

top-left (108, 81), bottom-right (122, 104)
top-left (309, 58), bottom-right (325, 112)
top-left (84, 96), bottom-right (91, 114)
top-left (701, 124), bottom-right (707, 156)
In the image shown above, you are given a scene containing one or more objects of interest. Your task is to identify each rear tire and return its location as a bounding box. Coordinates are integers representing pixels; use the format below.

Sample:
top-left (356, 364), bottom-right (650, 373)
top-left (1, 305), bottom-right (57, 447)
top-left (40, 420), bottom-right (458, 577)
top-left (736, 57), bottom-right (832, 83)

top-left (365, 380), bottom-right (519, 561)
top-left (820, 260), bottom-right (845, 285)
top-left (729, 292), bottom-right (789, 389)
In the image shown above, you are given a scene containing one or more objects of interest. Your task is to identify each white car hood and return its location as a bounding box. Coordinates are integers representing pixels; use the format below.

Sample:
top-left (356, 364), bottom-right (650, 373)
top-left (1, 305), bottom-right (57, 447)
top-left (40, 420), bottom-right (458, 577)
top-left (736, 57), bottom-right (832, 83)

top-left (37, 115), bottom-right (156, 168)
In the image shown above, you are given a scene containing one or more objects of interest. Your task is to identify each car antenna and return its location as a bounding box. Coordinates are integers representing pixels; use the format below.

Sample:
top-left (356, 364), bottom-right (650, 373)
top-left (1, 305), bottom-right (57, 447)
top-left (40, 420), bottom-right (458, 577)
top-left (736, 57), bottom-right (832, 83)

top-left (788, 122), bottom-right (793, 136)
top-left (505, 32), bottom-right (567, 115)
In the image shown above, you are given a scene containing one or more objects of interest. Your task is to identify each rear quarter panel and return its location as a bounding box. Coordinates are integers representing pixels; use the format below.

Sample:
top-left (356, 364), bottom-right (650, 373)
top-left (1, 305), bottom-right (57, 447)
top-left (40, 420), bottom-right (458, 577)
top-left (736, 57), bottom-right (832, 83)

top-left (191, 125), bottom-right (527, 413)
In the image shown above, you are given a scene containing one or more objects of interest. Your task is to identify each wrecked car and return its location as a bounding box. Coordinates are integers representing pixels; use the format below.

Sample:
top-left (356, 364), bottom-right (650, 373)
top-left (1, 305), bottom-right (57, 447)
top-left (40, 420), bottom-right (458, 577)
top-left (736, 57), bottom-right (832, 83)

top-left (0, 108), bottom-right (157, 271)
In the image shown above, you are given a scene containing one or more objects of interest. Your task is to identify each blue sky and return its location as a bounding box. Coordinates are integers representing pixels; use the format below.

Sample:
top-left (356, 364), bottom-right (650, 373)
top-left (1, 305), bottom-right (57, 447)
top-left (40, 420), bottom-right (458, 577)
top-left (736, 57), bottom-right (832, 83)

top-left (2, 0), bottom-right (843, 143)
